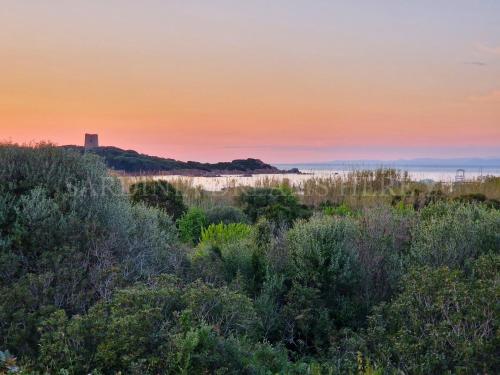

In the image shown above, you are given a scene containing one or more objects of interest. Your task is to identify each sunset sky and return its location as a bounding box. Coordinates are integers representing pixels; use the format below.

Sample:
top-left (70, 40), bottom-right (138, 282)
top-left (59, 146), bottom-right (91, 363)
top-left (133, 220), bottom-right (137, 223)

top-left (1, 0), bottom-right (500, 162)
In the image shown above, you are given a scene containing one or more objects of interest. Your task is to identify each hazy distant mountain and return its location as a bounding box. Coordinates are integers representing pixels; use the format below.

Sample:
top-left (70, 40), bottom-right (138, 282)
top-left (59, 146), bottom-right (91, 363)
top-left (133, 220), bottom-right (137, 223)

top-left (276, 158), bottom-right (500, 169)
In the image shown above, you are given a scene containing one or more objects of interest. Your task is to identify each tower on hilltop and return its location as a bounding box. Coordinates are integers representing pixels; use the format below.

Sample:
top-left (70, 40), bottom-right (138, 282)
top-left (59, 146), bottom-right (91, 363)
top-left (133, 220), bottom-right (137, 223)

top-left (84, 133), bottom-right (99, 150)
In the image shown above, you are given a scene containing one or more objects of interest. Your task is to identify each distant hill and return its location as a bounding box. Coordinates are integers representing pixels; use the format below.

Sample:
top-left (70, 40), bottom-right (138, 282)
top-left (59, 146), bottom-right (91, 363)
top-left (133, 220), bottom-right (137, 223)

top-left (62, 146), bottom-right (295, 175)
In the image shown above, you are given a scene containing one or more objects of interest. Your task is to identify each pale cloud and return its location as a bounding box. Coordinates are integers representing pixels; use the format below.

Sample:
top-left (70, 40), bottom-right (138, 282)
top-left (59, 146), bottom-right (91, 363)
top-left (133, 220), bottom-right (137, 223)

top-left (469, 90), bottom-right (500, 103)
top-left (476, 43), bottom-right (500, 55)
top-left (463, 61), bottom-right (487, 66)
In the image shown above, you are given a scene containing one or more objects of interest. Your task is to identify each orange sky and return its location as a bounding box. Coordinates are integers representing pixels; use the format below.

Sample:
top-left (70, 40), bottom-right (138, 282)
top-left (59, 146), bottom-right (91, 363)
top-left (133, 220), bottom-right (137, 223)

top-left (1, 1), bottom-right (499, 162)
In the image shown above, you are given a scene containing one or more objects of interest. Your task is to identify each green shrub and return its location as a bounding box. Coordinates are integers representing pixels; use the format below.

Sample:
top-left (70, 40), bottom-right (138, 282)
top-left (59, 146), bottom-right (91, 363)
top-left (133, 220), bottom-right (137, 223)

top-left (177, 207), bottom-right (207, 245)
top-left (193, 224), bottom-right (256, 290)
top-left (366, 255), bottom-right (499, 374)
top-left (356, 206), bottom-right (415, 305)
top-left (410, 201), bottom-right (500, 269)
top-left (168, 325), bottom-right (293, 375)
top-left (38, 277), bottom-right (184, 373)
top-left (454, 193), bottom-right (500, 209)
top-left (168, 324), bottom-right (247, 374)
top-left (130, 180), bottom-right (186, 220)
top-left (323, 202), bottom-right (352, 217)
top-left (238, 186), bottom-right (310, 225)
top-left (286, 216), bottom-right (361, 313)
top-left (254, 274), bottom-right (287, 343)
top-left (283, 216), bottom-right (363, 353)
top-left (183, 281), bottom-right (257, 336)
top-left (198, 223), bottom-right (253, 249)
top-left (37, 277), bottom-right (262, 374)
top-left (205, 205), bottom-right (249, 225)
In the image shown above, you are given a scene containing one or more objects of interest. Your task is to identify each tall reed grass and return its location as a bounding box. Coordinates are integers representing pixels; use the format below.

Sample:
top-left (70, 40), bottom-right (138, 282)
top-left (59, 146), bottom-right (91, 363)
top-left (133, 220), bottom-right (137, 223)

top-left (119, 169), bottom-right (500, 209)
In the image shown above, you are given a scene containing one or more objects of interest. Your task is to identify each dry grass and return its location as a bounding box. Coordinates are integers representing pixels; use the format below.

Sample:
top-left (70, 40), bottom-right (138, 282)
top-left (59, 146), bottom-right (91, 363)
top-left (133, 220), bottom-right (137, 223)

top-left (119, 170), bottom-right (500, 209)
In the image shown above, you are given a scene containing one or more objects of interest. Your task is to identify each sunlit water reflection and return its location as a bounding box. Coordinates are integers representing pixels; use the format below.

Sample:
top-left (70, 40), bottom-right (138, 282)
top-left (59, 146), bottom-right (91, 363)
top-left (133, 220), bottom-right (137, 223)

top-left (131, 167), bottom-right (500, 192)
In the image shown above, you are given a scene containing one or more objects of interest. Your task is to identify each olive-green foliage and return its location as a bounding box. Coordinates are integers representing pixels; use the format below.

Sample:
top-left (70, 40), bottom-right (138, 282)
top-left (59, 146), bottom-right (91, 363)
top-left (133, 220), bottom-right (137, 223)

top-left (238, 186), bottom-right (310, 226)
top-left (205, 205), bottom-right (249, 225)
top-left (192, 223), bottom-right (255, 290)
top-left (391, 187), bottom-right (447, 210)
top-left (130, 180), bottom-right (186, 220)
top-left (366, 254), bottom-right (499, 374)
top-left (38, 279), bottom-right (184, 374)
top-left (410, 201), bottom-right (500, 269)
top-left (184, 280), bottom-right (257, 336)
top-left (0, 144), bottom-right (182, 358)
top-left (2, 145), bottom-right (499, 374)
top-left (170, 325), bottom-right (249, 374)
top-left (176, 207), bottom-right (207, 245)
top-left (356, 206), bottom-right (415, 305)
top-left (283, 215), bottom-right (363, 353)
top-left (170, 326), bottom-right (293, 375)
top-left (254, 274), bottom-right (287, 343)
top-left (36, 277), bottom-right (270, 374)
top-left (453, 192), bottom-right (500, 208)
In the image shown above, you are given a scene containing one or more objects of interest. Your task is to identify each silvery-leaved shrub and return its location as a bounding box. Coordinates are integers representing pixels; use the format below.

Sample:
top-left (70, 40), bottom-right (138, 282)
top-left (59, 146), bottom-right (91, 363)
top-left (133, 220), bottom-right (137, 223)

top-left (410, 201), bottom-right (500, 269)
top-left (0, 143), bottom-right (182, 357)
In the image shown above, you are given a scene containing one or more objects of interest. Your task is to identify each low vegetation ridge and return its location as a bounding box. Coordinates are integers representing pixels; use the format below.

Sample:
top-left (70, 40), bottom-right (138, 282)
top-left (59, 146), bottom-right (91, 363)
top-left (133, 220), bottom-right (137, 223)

top-left (62, 145), bottom-right (298, 175)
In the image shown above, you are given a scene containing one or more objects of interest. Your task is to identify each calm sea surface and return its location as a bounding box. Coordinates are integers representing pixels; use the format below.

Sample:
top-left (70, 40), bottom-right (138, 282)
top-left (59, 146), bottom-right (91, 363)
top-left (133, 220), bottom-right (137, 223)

top-left (144, 164), bottom-right (500, 191)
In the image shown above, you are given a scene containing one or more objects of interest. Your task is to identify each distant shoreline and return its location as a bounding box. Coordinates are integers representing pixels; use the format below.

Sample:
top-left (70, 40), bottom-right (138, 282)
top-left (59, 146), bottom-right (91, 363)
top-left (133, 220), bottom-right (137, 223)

top-left (112, 168), bottom-right (303, 178)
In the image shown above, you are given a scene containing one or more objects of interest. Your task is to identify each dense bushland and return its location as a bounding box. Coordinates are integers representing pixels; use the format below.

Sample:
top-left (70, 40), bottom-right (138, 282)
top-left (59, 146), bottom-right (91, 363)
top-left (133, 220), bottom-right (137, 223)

top-left (0, 144), bottom-right (184, 358)
top-left (1, 144), bottom-right (498, 374)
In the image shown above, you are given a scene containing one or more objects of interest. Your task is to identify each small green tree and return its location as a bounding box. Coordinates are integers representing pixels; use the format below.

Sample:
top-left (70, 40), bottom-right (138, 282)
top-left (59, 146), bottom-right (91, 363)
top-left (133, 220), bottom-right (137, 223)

top-left (130, 180), bottom-right (186, 220)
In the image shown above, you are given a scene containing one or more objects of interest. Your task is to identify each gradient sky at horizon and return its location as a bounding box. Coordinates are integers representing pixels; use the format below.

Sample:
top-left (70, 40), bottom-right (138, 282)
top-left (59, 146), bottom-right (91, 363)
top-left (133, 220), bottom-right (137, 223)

top-left (1, 0), bottom-right (500, 162)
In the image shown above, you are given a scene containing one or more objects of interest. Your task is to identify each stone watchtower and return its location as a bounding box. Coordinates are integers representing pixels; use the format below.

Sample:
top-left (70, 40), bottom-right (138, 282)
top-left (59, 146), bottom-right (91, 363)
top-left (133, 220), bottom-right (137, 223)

top-left (84, 133), bottom-right (99, 150)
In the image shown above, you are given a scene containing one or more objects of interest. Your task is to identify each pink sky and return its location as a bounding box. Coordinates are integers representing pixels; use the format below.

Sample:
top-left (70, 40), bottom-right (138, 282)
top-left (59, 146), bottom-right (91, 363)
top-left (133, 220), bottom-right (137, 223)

top-left (1, 1), bottom-right (499, 162)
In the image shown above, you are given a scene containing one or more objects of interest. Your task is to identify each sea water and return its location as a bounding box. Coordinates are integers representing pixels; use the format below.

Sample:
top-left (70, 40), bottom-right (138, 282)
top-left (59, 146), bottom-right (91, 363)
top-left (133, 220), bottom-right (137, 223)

top-left (144, 164), bottom-right (500, 192)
